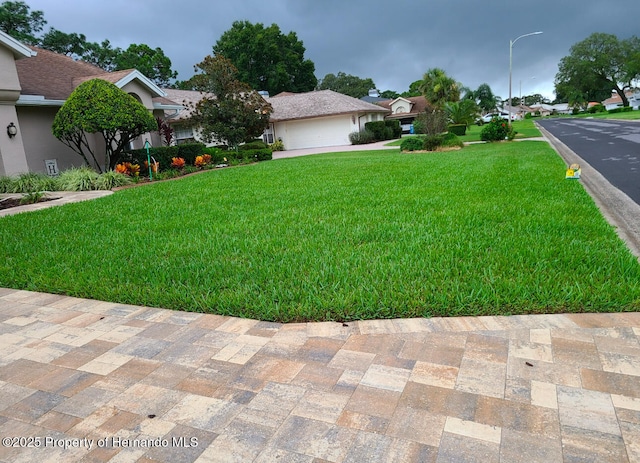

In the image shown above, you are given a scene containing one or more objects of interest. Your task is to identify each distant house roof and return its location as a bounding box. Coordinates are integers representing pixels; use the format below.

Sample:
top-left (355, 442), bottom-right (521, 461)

top-left (266, 89), bottom-right (390, 122)
top-left (14, 46), bottom-right (177, 109)
top-left (376, 96), bottom-right (428, 119)
top-left (162, 88), bottom-right (212, 122)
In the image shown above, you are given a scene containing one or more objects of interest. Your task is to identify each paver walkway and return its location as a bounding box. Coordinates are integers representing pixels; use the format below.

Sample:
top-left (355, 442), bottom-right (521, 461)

top-left (0, 288), bottom-right (638, 462)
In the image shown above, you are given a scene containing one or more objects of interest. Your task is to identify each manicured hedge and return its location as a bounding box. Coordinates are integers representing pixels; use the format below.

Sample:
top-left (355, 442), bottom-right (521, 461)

top-left (363, 120), bottom-right (401, 142)
top-left (125, 143), bottom-right (208, 170)
top-left (448, 124), bottom-right (467, 136)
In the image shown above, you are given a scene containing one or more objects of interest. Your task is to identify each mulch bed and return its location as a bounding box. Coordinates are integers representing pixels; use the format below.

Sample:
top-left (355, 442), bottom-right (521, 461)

top-left (0, 196), bottom-right (60, 211)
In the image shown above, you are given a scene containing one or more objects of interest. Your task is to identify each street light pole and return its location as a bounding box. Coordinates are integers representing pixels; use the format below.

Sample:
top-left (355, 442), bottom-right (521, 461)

top-left (509, 31), bottom-right (542, 128)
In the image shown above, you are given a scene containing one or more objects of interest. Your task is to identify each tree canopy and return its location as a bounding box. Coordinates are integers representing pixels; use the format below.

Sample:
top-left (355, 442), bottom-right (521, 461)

top-left (466, 83), bottom-right (498, 113)
top-left (419, 68), bottom-right (462, 107)
top-left (0, 1), bottom-right (178, 86)
top-left (555, 32), bottom-right (640, 107)
top-left (0, 0), bottom-right (45, 44)
top-left (316, 72), bottom-right (376, 98)
top-left (112, 44), bottom-right (178, 87)
top-left (189, 55), bottom-right (272, 148)
top-left (52, 79), bottom-right (156, 172)
top-left (213, 20), bottom-right (317, 95)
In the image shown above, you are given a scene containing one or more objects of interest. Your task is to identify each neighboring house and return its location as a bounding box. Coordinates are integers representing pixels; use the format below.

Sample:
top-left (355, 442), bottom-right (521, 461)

top-left (161, 88), bottom-right (208, 145)
top-left (376, 96), bottom-right (428, 133)
top-left (265, 90), bottom-right (390, 150)
top-left (0, 30), bottom-right (182, 176)
top-left (602, 90), bottom-right (640, 110)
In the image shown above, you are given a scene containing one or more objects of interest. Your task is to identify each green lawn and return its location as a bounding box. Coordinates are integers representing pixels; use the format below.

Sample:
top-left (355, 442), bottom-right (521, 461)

top-left (386, 119), bottom-right (542, 146)
top-left (1, 142), bottom-right (639, 322)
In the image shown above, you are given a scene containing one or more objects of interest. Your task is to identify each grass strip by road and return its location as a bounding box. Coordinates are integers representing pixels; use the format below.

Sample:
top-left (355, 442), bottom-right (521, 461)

top-left (386, 119), bottom-right (542, 145)
top-left (0, 141), bottom-right (638, 322)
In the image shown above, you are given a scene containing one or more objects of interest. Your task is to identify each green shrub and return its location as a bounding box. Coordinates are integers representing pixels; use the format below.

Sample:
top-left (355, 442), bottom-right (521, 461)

top-left (11, 172), bottom-right (57, 193)
top-left (400, 137), bottom-right (425, 151)
top-left (385, 120), bottom-right (402, 139)
top-left (203, 147), bottom-right (227, 164)
top-left (57, 167), bottom-right (99, 191)
top-left (125, 145), bottom-right (179, 171)
top-left (95, 171), bottom-right (132, 190)
top-left (20, 191), bottom-right (45, 205)
top-left (349, 130), bottom-right (376, 145)
top-left (441, 132), bottom-right (464, 149)
top-left (424, 135), bottom-right (444, 151)
top-left (608, 106), bottom-right (633, 114)
top-left (414, 109), bottom-right (448, 136)
top-left (480, 117), bottom-right (509, 142)
top-left (0, 176), bottom-right (13, 193)
top-left (269, 139), bottom-right (285, 151)
top-left (239, 140), bottom-right (268, 150)
top-left (364, 121), bottom-right (387, 141)
top-left (177, 143), bottom-right (207, 165)
top-left (447, 124), bottom-right (467, 136)
top-left (524, 113), bottom-right (533, 119)
top-left (589, 103), bottom-right (606, 113)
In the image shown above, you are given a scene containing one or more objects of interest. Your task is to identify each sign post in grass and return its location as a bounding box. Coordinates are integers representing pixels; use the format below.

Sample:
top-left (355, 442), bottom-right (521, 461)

top-left (144, 139), bottom-right (152, 181)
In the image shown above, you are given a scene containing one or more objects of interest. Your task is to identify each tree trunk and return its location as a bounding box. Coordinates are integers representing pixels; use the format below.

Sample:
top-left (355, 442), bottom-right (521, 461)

top-left (615, 86), bottom-right (629, 107)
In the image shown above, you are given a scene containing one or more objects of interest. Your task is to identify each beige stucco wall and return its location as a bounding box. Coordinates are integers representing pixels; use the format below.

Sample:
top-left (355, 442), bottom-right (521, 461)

top-left (0, 46), bottom-right (29, 175)
top-left (17, 106), bottom-right (105, 173)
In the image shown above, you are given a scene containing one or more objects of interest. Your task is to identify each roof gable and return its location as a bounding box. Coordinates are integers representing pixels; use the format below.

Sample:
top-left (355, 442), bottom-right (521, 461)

top-left (0, 30), bottom-right (36, 59)
top-left (377, 96), bottom-right (428, 116)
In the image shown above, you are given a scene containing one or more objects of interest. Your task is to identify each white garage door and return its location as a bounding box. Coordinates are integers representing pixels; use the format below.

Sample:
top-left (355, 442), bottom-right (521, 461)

top-left (280, 116), bottom-right (353, 150)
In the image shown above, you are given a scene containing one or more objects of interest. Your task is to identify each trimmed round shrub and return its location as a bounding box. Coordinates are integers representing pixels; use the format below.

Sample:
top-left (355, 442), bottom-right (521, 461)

top-left (400, 137), bottom-right (425, 151)
top-left (423, 135), bottom-right (444, 151)
top-left (441, 133), bottom-right (464, 149)
top-left (447, 124), bottom-right (467, 136)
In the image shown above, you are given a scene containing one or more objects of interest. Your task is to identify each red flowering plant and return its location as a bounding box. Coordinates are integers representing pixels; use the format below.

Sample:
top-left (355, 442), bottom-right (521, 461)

top-left (171, 157), bottom-right (186, 169)
top-left (114, 162), bottom-right (140, 176)
top-left (144, 160), bottom-right (159, 173)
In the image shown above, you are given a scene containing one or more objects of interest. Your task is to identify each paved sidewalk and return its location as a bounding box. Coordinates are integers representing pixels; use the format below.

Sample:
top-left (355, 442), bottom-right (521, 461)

top-left (0, 288), bottom-right (638, 462)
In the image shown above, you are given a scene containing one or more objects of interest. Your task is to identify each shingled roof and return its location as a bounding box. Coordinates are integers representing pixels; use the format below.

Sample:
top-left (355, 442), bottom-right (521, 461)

top-left (15, 47), bottom-right (108, 100)
top-left (14, 46), bottom-right (172, 105)
top-left (266, 90), bottom-right (389, 122)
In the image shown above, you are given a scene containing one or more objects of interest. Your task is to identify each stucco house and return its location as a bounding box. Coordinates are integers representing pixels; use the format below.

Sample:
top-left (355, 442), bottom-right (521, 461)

top-left (162, 88), bottom-right (391, 151)
top-left (376, 96), bottom-right (428, 133)
top-left (602, 90), bottom-right (640, 110)
top-left (265, 90), bottom-right (390, 150)
top-left (0, 30), bottom-right (181, 176)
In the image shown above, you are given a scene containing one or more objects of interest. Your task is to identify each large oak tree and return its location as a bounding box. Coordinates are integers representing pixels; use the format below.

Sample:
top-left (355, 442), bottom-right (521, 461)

top-left (317, 72), bottom-right (376, 99)
top-left (213, 20), bottom-right (316, 95)
top-left (555, 32), bottom-right (640, 107)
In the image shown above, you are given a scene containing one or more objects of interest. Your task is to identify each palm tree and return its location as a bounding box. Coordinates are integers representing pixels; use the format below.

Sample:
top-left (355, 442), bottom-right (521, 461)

top-left (445, 99), bottom-right (479, 127)
top-left (419, 68), bottom-right (462, 107)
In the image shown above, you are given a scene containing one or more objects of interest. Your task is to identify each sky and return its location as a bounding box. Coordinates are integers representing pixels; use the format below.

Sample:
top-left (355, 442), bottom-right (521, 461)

top-left (24, 0), bottom-right (640, 101)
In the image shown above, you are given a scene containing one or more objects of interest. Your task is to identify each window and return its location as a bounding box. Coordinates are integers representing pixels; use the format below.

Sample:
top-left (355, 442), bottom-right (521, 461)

top-left (174, 125), bottom-right (195, 144)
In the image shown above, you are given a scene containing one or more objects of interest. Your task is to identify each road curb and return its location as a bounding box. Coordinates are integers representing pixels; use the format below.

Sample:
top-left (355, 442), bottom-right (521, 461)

top-left (536, 122), bottom-right (640, 260)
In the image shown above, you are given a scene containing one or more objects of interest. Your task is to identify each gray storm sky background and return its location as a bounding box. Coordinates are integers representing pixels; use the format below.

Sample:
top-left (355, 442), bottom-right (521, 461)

top-left (25, 0), bottom-right (640, 101)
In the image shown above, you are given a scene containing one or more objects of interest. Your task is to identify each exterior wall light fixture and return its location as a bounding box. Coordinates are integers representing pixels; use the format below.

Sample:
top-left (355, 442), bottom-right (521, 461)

top-left (7, 122), bottom-right (17, 138)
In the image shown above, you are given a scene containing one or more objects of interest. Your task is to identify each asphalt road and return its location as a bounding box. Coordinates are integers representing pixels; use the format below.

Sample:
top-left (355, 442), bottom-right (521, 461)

top-left (537, 118), bottom-right (640, 204)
